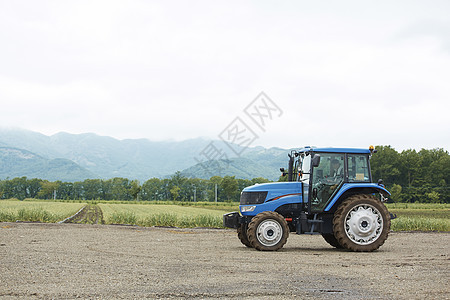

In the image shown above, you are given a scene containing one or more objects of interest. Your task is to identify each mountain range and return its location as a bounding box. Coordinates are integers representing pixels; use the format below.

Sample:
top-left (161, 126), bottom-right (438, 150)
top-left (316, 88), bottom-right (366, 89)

top-left (0, 128), bottom-right (291, 182)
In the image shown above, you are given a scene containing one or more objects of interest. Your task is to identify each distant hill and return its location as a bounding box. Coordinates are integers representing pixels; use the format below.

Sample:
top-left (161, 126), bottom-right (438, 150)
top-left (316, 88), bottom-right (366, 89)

top-left (181, 147), bottom-right (290, 180)
top-left (0, 128), bottom-right (292, 182)
top-left (0, 147), bottom-right (96, 181)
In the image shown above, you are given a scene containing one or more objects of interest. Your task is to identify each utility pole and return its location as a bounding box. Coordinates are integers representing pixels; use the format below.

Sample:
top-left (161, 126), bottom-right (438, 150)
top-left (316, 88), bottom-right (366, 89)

top-left (193, 187), bottom-right (196, 202)
top-left (215, 183), bottom-right (218, 202)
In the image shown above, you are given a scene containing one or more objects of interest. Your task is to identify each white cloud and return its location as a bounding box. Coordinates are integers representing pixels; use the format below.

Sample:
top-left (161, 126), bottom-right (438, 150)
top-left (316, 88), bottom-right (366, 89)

top-left (0, 0), bottom-right (449, 151)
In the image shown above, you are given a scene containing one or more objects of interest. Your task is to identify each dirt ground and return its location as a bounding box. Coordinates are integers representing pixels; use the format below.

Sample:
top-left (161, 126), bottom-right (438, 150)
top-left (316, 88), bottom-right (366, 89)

top-left (0, 223), bottom-right (449, 299)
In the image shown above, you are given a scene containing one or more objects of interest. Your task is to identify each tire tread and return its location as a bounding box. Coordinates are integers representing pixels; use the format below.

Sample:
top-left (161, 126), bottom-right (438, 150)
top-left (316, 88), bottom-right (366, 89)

top-left (247, 211), bottom-right (289, 251)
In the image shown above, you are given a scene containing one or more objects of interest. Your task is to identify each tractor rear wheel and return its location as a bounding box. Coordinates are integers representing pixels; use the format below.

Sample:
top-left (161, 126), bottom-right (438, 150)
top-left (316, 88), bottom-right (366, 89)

top-left (237, 223), bottom-right (252, 248)
top-left (247, 211), bottom-right (289, 251)
top-left (321, 233), bottom-right (343, 249)
top-left (333, 194), bottom-right (390, 252)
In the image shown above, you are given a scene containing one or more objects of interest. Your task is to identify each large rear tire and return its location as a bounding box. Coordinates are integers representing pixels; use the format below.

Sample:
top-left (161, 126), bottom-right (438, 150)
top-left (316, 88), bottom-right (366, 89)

top-left (321, 233), bottom-right (343, 249)
top-left (247, 211), bottom-right (289, 251)
top-left (237, 223), bottom-right (252, 248)
top-left (333, 194), bottom-right (390, 252)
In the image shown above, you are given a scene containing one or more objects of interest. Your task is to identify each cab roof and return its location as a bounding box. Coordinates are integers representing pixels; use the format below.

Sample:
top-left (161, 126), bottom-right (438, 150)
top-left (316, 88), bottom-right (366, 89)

top-left (298, 147), bottom-right (371, 154)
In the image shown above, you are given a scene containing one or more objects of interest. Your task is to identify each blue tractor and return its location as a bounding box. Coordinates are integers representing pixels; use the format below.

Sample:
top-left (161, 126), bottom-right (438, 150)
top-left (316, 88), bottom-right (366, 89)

top-left (224, 146), bottom-right (392, 252)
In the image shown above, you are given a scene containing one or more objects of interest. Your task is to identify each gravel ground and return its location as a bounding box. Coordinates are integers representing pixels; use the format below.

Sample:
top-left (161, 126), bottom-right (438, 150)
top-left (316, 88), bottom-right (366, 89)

top-left (0, 223), bottom-right (449, 299)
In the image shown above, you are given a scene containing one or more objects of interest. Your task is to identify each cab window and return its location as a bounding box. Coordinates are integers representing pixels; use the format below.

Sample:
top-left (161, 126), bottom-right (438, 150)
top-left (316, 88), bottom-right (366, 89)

top-left (347, 154), bottom-right (370, 182)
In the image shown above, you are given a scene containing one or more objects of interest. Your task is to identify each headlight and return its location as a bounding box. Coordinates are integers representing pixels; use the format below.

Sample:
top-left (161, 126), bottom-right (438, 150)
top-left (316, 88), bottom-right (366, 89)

top-left (240, 205), bottom-right (256, 212)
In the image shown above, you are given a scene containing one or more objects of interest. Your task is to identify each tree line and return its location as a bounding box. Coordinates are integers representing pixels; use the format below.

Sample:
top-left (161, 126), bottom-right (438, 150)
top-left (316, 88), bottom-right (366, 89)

top-left (370, 146), bottom-right (449, 203)
top-left (0, 146), bottom-right (448, 203)
top-left (0, 172), bottom-right (270, 202)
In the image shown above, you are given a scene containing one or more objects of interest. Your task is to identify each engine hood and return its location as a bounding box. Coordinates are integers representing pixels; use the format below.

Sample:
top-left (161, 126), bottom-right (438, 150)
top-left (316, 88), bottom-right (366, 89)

top-left (243, 182), bottom-right (302, 201)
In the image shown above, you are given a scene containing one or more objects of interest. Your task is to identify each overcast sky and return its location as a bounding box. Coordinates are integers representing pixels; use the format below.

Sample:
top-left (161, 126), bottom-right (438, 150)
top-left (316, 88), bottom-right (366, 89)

top-left (1, 0), bottom-right (449, 151)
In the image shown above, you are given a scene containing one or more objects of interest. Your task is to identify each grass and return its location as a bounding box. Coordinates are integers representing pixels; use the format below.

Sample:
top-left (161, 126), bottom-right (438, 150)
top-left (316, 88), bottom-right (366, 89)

top-left (387, 203), bottom-right (450, 232)
top-left (386, 203), bottom-right (449, 210)
top-left (391, 217), bottom-right (449, 232)
top-left (0, 200), bottom-right (86, 223)
top-left (99, 203), bottom-right (227, 228)
top-left (141, 213), bottom-right (222, 228)
top-left (100, 204), bottom-right (231, 218)
top-left (2, 199), bottom-right (449, 231)
top-left (105, 212), bottom-right (223, 228)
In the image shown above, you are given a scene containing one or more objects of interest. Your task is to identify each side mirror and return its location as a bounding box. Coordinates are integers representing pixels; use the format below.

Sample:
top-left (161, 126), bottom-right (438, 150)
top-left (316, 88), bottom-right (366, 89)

top-left (312, 154), bottom-right (321, 167)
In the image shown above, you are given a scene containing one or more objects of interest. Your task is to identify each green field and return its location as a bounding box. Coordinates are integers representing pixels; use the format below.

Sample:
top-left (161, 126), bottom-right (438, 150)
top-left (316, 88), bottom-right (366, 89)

top-left (386, 203), bottom-right (450, 232)
top-left (1, 200), bottom-right (449, 231)
top-left (99, 203), bottom-right (231, 228)
top-left (99, 202), bottom-right (449, 231)
top-left (0, 200), bottom-right (85, 223)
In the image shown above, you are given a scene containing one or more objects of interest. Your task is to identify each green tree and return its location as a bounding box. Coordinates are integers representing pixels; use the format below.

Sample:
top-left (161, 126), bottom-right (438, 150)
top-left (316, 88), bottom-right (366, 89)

top-left (221, 176), bottom-right (238, 201)
top-left (28, 178), bottom-right (42, 198)
top-left (111, 178), bottom-right (132, 200)
top-left (130, 180), bottom-right (141, 201)
top-left (38, 181), bottom-right (59, 199)
top-left (57, 182), bottom-right (74, 200)
top-left (389, 183), bottom-right (402, 203)
top-left (278, 174), bottom-right (288, 182)
top-left (429, 150), bottom-right (450, 186)
top-left (11, 177), bottom-right (28, 200)
top-left (141, 178), bottom-right (162, 201)
top-left (237, 178), bottom-right (252, 192)
top-left (72, 181), bottom-right (85, 199)
top-left (170, 186), bottom-right (181, 201)
top-left (370, 146), bottom-right (401, 186)
top-left (187, 177), bottom-right (209, 202)
top-left (168, 171), bottom-right (188, 201)
top-left (83, 179), bottom-right (103, 200)
top-left (101, 180), bottom-right (113, 200)
top-left (426, 191), bottom-right (440, 203)
top-left (400, 149), bottom-right (421, 187)
top-left (251, 177), bottom-right (270, 185)
top-left (0, 179), bottom-right (13, 199)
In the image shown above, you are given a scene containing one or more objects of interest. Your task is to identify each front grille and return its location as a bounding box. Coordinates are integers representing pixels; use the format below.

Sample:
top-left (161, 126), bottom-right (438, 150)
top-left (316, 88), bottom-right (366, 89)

top-left (240, 191), bottom-right (268, 205)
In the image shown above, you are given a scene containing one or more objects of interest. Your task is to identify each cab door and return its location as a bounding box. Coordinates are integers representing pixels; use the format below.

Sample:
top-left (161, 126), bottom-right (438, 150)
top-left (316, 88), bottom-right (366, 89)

top-left (310, 153), bottom-right (345, 212)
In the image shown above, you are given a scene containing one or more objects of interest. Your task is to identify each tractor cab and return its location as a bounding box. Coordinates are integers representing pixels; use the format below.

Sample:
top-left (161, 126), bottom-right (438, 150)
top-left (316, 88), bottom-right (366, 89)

top-left (292, 147), bottom-right (375, 213)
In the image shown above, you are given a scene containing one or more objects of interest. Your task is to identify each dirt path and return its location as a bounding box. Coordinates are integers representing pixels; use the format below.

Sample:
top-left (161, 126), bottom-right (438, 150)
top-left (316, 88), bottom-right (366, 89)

top-left (63, 204), bottom-right (104, 224)
top-left (0, 223), bottom-right (449, 299)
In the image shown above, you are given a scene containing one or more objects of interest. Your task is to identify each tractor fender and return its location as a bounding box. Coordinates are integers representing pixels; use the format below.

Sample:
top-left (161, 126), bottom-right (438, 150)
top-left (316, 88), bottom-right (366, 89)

top-left (324, 183), bottom-right (390, 212)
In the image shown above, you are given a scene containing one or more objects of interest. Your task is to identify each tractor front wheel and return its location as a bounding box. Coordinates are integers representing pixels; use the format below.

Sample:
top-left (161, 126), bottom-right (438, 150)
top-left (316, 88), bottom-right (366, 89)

top-left (333, 194), bottom-right (390, 252)
top-left (247, 211), bottom-right (289, 251)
